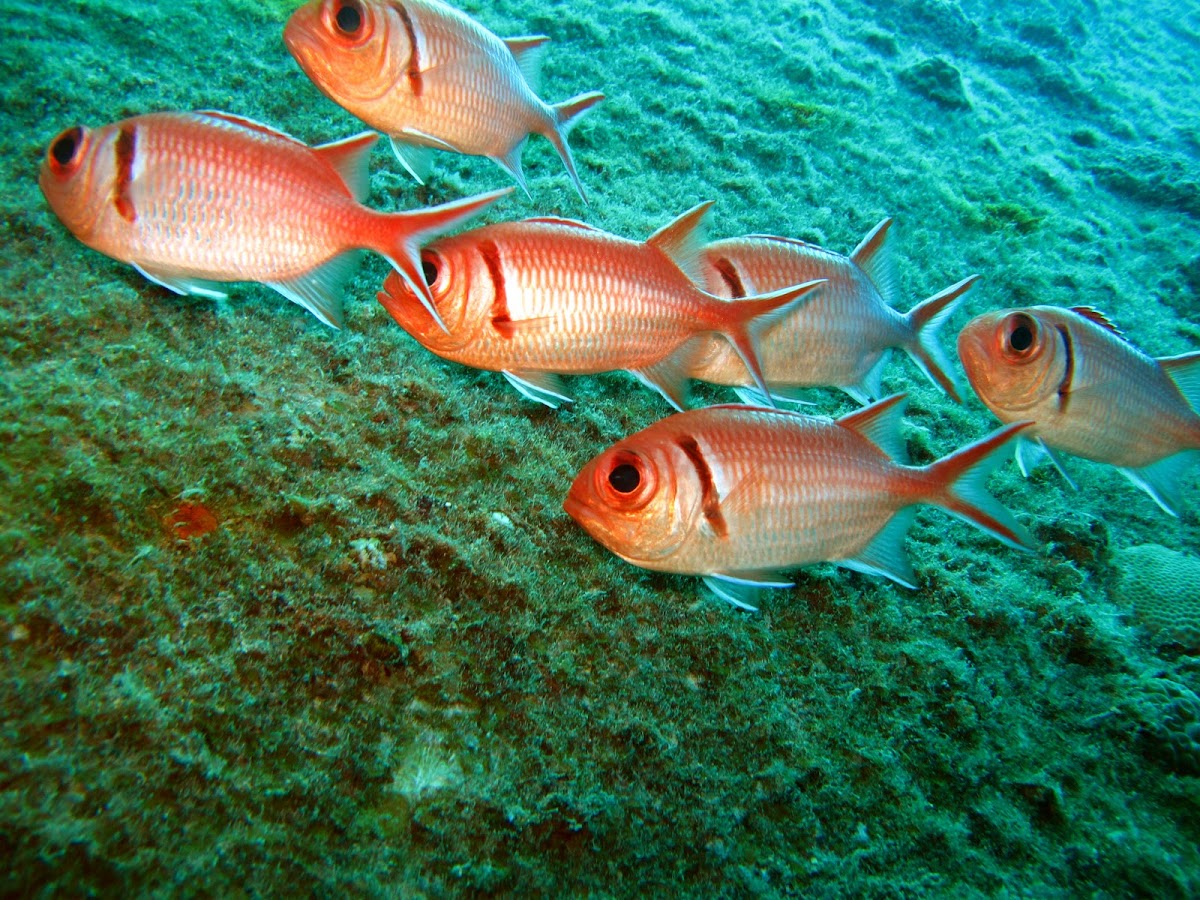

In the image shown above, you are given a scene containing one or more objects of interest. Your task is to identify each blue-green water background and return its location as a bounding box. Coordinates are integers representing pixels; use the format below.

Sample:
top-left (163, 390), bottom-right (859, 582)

top-left (1, 0), bottom-right (1198, 894)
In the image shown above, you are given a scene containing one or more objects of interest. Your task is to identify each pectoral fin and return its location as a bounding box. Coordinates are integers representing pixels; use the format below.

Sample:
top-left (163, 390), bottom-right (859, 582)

top-left (133, 263), bottom-right (228, 300)
top-left (502, 370), bottom-right (574, 408)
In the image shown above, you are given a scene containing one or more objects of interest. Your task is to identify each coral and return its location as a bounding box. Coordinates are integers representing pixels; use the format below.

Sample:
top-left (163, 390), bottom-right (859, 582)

top-left (1112, 545), bottom-right (1200, 650)
top-left (1128, 676), bottom-right (1200, 776)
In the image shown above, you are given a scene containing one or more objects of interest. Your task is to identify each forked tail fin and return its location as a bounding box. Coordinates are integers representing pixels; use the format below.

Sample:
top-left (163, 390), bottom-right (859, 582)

top-left (547, 91), bottom-right (605, 204)
top-left (904, 274), bottom-right (977, 402)
top-left (710, 279), bottom-right (826, 409)
top-left (375, 188), bottom-right (513, 332)
top-left (925, 421), bottom-right (1035, 550)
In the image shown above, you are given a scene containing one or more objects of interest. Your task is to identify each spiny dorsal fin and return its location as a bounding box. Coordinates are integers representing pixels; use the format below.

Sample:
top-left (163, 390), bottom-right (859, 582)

top-left (523, 216), bottom-right (600, 230)
top-left (1071, 306), bottom-right (1124, 337)
top-left (503, 35), bottom-right (549, 91)
top-left (194, 110), bottom-right (304, 147)
top-left (837, 393), bottom-right (909, 462)
top-left (1159, 351), bottom-right (1200, 411)
top-left (646, 202), bottom-right (712, 287)
top-left (849, 217), bottom-right (898, 305)
top-left (313, 132), bottom-right (379, 202)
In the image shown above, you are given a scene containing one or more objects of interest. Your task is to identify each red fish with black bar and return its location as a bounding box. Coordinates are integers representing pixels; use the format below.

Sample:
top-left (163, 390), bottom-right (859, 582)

top-left (564, 395), bottom-right (1033, 610)
top-left (687, 218), bottom-right (974, 405)
top-left (957, 305), bottom-right (1200, 514)
top-left (285, 0), bottom-right (603, 201)
top-left (38, 110), bottom-right (511, 329)
top-left (375, 202), bottom-right (826, 409)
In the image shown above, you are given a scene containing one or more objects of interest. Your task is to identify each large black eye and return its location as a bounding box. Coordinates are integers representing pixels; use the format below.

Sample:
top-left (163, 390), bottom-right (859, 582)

top-left (50, 127), bottom-right (83, 167)
top-left (421, 253), bottom-right (440, 287)
top-left (608, 463), bottom-right (641, 494)
top-left (1007, 314), bottom-right (1036, 353)
top-left (335, 0), bottom-right (363, 34)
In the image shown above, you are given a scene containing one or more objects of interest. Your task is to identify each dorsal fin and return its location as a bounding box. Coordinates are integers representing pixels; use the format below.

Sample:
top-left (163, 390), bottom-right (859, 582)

top-left (646, 202), bottom-right (712, 287)
top-left (312, 132), bottom-right (379, 202)
top-left (1159, 351), bottom-right (1200, 411)
top-left (523, 216), bottom-right (600, 230)
top-left (837, 393), bottom-right (909, 462)
top-left (194, 110), bottom-right (304, 147)
top-left (503, 35), bottom-right (549, 91)
top-left (849, 218), bottom-right (898, 305)
top-left (1071, 306), bottom-right (1124, 337)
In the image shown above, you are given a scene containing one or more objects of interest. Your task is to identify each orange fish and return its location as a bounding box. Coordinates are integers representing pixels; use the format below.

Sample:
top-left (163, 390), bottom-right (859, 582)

top-left (686, 219), bottom-right (974, 404)
top-left (375, 202), bottom-right (825, 408)
top-left (565, 395), bottom-right (1032, 609)
top-left (957, 305), bottom-right (1200, 514)
top-left (38, 110), bottom-right (511, 328)
top-left (284, 0), bottom-right (603, 201)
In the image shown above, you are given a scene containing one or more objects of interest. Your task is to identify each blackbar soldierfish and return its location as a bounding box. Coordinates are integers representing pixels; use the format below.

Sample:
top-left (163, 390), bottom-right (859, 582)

top-left (38, 111), bottom-right (511, 329)
top-left (564, 395), bottom-right (1032, 609)
top-left (284, 0), bottom-right (603, 201)
top-left (376, 203), bottom-right (825, 409)
top-left (687, 219), bottom-right (974, 404)
top-left (957, 305), bottom-right (1200, 514)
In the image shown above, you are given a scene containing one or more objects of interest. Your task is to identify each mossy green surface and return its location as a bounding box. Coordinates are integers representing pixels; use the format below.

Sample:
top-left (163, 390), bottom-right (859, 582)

top-left (2, 0), bottom-right (1199, 895)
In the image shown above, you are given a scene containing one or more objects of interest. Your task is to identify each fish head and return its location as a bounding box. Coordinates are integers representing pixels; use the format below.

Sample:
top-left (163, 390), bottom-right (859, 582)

top-left (38, 124), bottom-right (116, 244)
top-left (957, 307), bottom-right (1067, 418)
top-left (284, 0), bottom-right (406, 107)
top-left (376, 237), bottom-right (485, 352)
top-left (565, 435), bottom-right (704, 570)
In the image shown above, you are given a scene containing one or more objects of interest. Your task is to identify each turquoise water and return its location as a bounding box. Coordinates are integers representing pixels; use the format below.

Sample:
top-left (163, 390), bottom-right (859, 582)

top-left (2, 0), bottom-right (1198, 894)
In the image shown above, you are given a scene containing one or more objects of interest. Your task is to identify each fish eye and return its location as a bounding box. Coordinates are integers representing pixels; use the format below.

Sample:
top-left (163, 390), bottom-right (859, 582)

top-left (1004, 313), bottom-right (1038, 357)
top-left (608, 463), bottom-right (641, 494)
top-left (49, 126), bottom-right (85, 170)
top-left (334, 0), bottom-right (364, 35)
top-left (421, 251), bottom-right (441, 288)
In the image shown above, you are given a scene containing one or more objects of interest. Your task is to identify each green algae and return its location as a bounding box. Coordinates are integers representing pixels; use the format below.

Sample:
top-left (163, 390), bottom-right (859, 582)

top-left (2, 0), bottom-right (1200, 895)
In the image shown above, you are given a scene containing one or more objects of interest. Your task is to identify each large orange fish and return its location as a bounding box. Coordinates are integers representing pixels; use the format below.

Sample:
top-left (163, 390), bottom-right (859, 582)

top-left (957, 305), bottom-right (1200, 514)
top-left (284, 0), bottom-right (603, 201)
top-left (686, 219), bottom-right (974, 404)
top-left (38, 110), bottom-right (511, 328)
top-left (375, 203), bottom-right (825, 408)
top-left (565, 395), bottom-right (1032, 609)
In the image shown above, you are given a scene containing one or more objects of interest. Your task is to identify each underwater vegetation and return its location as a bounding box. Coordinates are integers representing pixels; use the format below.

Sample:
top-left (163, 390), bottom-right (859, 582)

top-left (2, 0), bottom-right (1199, 895)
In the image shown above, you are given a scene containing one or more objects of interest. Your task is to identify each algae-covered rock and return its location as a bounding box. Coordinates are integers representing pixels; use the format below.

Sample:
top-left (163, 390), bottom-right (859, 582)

top-left (898, 57), bottom-right (971, 110)
top-left (1112, 544), bottom-right (1200, 651)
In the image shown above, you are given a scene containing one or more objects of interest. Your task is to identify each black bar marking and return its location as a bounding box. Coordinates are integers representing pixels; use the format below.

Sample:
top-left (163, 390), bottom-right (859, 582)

top-left (113, 125), bottom-right (137, 223)
top-left (712, 256), bottom-right (747, 299)
top-left (675, 436), bottom-right (727, 538)
top-left (478, 241), bottom-right (513, 338)
top-left (391, 3), bottom-right (423, 96)
top-left (1056, 324), bottom-right (1075, 414)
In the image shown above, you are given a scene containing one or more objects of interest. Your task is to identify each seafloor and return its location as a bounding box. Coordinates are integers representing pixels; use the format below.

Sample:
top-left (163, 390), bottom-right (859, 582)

top-left (2, 0), bottom-right (1198, 895)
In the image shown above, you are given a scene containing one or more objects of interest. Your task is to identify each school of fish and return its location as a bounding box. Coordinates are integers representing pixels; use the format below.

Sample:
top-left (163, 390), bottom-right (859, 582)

top-left (37, 0), bottom-right (1199, 609)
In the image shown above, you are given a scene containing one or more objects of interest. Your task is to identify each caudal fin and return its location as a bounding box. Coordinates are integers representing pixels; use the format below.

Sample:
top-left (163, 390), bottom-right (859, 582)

top-left (925, 421), bottom-right (1034, 550)
top-left (546, 91), bottom-right (604, 204)
top-left (904, 274), bottom-right (977, 402)
top-left (711, 279), bottom-right (826, 408)
top-left (376, 188), bottom-right (513, 332)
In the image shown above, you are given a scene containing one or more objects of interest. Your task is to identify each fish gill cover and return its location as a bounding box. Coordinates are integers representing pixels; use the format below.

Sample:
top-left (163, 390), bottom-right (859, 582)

top-left (1, 0), bottom-right (1198, 896)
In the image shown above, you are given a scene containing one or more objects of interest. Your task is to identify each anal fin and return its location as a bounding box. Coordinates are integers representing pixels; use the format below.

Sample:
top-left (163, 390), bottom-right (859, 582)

top-left (266, 250), bottom-right (364, 329)
top-left (1121, 450), bottom-right (1200, 516)
top-left (838, 507), bottom-right (918, 589)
